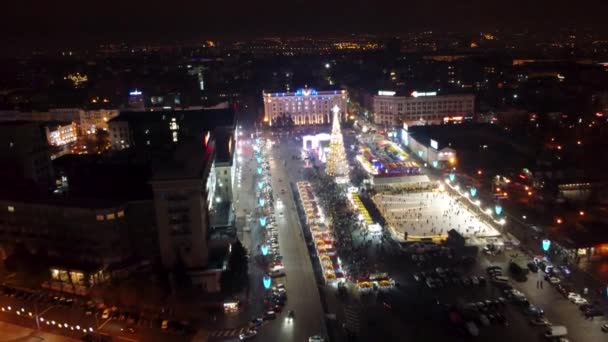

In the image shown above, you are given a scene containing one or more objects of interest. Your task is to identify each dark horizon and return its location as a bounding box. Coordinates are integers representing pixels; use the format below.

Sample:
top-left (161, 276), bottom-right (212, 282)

top-left (3, 0), bottom-right (608, 51)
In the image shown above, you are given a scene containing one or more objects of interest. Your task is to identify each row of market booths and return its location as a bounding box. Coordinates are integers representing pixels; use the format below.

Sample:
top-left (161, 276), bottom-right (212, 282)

top-left (347, 191), bottom-right (382, 237)
top-left (296, 181), bottom-right (345, 284)
top-left (356, 272), bottom-right (395, 293)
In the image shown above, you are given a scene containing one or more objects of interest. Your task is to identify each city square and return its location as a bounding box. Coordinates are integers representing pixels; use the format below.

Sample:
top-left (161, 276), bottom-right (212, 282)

top-left (374, 190), bottom-right (501, 242)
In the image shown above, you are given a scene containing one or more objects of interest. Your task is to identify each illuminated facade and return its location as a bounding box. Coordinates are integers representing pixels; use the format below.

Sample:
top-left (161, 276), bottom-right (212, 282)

top-left (80, 109), bottom-right (119, 135)
top-left (263, 88), bottom-right (348, 126)
top-left (373, 91), bottom-right (475, 126)
top-left (45, 122), bottom-right (78, 146)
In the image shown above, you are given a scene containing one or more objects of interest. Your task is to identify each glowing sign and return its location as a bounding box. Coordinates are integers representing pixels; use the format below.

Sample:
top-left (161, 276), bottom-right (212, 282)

top-left (129, 90), bottom-right (142, 96)
top-left (378, 90), bottom-right (396, 96)
top-left (449, 173), bottom-right (456, 182)
top-left (259, 217), bottom-right (267, 227)
top-left (295, 88), bottom-right (318, 96)
top-left (411, 91), bottom-right (437, 98)
top-left (494, 205), bottom-right (503, 216)
top-left (542, 239), bottom-right (551, 252)
top-left (263, 275), bottom-right (272, 289)
top-left (470, 187), bottom-right (477, 197)
top-left (430, 139), bottom-right (438, 150)
top-left (261, 244), bottom-right (269, 256)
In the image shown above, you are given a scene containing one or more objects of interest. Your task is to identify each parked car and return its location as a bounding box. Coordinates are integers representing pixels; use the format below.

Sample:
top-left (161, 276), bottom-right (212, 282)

top-left (530, 317), bottom-right (551, 326)
top-left (239, 328), bottom-right (258, 340)
top-left (527, 262), bottom-right (538, 273)
top-left (263, 311), bottom-right (276, 320)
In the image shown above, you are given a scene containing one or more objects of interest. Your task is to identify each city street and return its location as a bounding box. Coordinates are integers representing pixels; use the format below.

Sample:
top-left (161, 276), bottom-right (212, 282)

top-left (217, 130), bottom-right (326, 341)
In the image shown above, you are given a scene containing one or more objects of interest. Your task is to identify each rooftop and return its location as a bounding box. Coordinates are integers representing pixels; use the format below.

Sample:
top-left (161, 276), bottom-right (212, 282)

top-left (110, 108), bottom-right (235, 130)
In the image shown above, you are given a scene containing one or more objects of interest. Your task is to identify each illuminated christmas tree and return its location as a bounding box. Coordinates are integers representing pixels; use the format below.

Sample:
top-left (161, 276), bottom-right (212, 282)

top-left (325, 105), bottom-right (349, 178)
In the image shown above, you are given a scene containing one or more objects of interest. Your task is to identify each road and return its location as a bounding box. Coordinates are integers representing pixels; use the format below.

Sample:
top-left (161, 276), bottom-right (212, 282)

top-left (218, 130), bottom-right (326, 342)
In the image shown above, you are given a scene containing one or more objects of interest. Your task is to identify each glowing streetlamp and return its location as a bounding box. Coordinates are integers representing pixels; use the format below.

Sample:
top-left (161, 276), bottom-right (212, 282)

top-left (263, 275), bottom-right (272, 289)
top-left (256, 156), bottom-right (262, 164)
top-left (259, 217), bottom-right (267, 227)
top-left (494, 205), bottom-right (503, 216)
top-left (261, 244), bottom-right (269, 256)
top-left (542, 239), bottom-right (551, 252)
top-left (259, 198), bottom-right (265, 207)
top-left (258, 181), bottom-right (264, 190)
top-left (470, 187), bottom-right (477, 197)
top-left (257, 167), bottom-right (263, 175)
top-left (449, 173), bottom-right (456, 182)
top-left (432, 160), bottom-right (438, 168)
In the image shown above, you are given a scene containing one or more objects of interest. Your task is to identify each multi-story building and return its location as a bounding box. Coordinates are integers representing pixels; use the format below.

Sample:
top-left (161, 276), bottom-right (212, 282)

top-left (79, 109), bottom-right (119, 135)
top-left (0, 121), bottom-right (54, 188)
top-left (0, 108), bottom-right (119, 136)
top-left (45, 122), bottom-right (78, 146)
top-left (108, 108), bottom-right (236, 206)
top-left (150, 143), bottom-right (218, 290)
top-left (263, 88), bottom-right (348, 126)
top-left (373, 90), bottom-right (475, 126)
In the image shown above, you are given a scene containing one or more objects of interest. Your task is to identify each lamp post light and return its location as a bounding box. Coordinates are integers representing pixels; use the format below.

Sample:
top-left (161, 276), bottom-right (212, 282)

top-left (494, 205), bottom-right (503, 216)
top-left (449, 173), bottom-right (456, 182)
top-left (261, 244), bottom-right (269, 256)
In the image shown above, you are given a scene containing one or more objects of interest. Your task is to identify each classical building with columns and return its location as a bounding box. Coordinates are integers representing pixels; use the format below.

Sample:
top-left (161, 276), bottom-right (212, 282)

top-left (263, 88), bottom-right (348, 126)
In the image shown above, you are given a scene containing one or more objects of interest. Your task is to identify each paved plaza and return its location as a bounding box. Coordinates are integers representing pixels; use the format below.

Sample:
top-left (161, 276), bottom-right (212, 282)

top-left (373, 190), bottom-right (500, 241)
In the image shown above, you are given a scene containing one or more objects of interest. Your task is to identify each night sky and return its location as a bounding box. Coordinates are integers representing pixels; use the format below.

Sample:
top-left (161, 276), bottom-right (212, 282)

top-left (2, 0), bottom-right (608, 46)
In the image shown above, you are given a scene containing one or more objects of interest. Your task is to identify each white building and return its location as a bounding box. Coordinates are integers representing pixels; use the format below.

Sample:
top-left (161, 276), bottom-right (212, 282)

top-left (263, 88), bottom-right (347, 126)
top-left (45, 122), bottom-right (78, 146)
top-left (373, 90), bottom-right (474, 126)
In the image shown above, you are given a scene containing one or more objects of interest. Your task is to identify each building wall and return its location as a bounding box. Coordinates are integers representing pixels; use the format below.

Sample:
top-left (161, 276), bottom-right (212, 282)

top-left (45, 122), bottom-right (78, 146)
top-left (373, 94), bottom-right (475, 126)
top-left (80, 109), bottom-right (119, 135)
top-left (0, 199), bottom-right (149, 264)
top-left (263, 89), bottom-right (348, 126)
top-left (109, 121), bottom-right (131, 150)
top-left (0, 122), bottom-right (54, 187)
top-left (151, 178), bottom-right (210, 271)
top-left (214, 164), bottom-right (233, 204)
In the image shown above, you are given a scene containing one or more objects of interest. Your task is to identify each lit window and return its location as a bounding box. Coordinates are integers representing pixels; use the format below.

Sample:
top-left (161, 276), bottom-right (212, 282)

top-left (106, 213), bottom-right (115, 220)
top-left (96, 215), bottom-right (104, 221)
top-left (7, 206), bottom-right (14, 213)
top-left (117, 211), bottom-right (125, 218)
